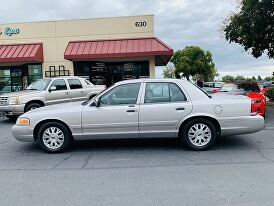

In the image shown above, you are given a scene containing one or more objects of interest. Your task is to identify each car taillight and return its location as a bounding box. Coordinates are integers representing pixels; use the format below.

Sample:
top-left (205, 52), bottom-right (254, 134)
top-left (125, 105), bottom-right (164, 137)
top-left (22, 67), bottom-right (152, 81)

top-left (251, 99), bottom-right (262, 115)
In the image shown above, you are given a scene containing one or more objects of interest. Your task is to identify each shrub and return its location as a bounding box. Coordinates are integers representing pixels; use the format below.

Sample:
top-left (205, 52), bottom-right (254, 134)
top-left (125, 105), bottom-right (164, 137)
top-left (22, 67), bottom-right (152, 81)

top-left (266, 87), bottom-right (274, 100)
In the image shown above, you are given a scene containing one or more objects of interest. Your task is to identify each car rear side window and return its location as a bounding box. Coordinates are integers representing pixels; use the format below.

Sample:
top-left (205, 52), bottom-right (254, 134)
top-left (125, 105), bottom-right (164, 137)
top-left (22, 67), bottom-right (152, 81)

top-left (144, 82), bottom-right (187, 103)
top-left (68, 79), bottom-right (83, 89)
top-left (51, 79), bottom-right (67, 91)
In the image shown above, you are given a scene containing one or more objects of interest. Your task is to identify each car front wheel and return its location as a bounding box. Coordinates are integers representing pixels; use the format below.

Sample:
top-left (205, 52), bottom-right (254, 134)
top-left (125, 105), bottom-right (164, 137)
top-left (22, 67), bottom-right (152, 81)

top-left (180, 118), bottom-right (217, 151)
top-left (37, 122), bottom-right (72, 153)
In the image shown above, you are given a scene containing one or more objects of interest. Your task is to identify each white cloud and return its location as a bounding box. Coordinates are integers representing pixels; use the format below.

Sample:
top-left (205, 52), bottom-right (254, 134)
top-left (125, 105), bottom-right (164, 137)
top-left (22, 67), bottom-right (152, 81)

top-left (0, 0), bottom-right (273, 77)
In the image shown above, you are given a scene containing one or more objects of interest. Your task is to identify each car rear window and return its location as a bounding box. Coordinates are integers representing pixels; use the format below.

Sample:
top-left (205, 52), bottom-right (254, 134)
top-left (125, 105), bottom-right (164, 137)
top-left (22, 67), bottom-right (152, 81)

top-left (236, 83), bottom-right (260, 92)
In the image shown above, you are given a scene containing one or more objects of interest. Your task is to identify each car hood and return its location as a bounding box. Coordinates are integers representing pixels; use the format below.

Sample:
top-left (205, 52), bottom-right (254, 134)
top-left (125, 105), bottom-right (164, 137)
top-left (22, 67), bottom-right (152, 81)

top-left (245, 92), bottom-right (265, 100)
top-left (0, 90), bottom-right (43, 97)
top-left (25, 101), bottom-right (83, 115)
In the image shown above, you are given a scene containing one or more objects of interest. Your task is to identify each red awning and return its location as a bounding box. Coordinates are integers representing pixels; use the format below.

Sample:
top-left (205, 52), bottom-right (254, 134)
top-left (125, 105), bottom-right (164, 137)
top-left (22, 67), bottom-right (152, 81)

top-left (64, 37), bottom-right (173, 66)
top-left (0, 43), bottom-right (43, 63)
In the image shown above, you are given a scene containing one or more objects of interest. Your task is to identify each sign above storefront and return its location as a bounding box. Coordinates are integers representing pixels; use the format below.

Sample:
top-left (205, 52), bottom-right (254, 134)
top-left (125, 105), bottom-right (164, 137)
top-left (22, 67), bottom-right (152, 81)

top-left (0, 27), bottom-right (20, 36)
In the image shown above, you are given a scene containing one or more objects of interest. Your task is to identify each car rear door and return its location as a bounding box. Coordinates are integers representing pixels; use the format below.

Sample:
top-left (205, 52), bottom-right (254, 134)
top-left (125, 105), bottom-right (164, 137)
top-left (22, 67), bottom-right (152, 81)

top-left (81, 83), bottom-right (141, 139)
top-left (68, 79), bottom-right (87, 102)
top-left (139, 82), bottom-right (192, 138)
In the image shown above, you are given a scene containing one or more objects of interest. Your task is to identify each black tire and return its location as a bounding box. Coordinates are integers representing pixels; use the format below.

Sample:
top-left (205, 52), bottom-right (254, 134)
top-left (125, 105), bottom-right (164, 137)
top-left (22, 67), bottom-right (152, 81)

top-left (179, 118), bottom-right (217, 151)
top-left (37, 122), bottom-right (72, 153)
top-left (25, 102), bottom-right (43, 113)
top-left (5, 115), bottom-right (19, 122)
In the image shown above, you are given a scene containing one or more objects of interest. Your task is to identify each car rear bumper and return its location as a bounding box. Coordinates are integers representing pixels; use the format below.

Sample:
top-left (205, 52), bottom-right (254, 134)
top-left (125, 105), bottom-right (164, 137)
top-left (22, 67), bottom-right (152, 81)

top-left (219, 115), bottom-right (264, 136)
top-left (0, 104), bottom-right (25, 115)
top-left (12, 125), bottom-right (34, 142)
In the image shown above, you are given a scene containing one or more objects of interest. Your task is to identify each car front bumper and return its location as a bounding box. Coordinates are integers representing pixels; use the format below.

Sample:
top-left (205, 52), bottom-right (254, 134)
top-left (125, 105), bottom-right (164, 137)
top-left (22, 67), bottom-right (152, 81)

top-left (12, 125), bottom-right (34, 142)
top-left (0, 104), bottom-right (25, 115)
top-left (219, 115), bottom-right (265, 136)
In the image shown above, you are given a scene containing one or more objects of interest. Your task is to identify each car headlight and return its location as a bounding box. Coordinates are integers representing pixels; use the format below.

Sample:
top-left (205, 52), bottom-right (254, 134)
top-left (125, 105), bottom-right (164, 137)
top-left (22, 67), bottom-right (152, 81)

top-left (9, 96), bottom-right (19, 105)
top-left (17, 117), bottom-right (30, 125)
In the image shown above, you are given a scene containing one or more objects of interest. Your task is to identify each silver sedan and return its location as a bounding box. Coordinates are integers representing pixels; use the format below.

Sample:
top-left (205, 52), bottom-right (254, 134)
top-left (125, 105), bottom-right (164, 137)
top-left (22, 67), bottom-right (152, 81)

top-left (12, 79), bottom-right (264, 153)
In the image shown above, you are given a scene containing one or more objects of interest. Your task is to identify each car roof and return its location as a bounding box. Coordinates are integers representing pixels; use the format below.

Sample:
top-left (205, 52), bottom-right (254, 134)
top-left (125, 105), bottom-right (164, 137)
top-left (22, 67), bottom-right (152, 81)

top-left (235, 81), bottom-right (258, 85)
top-left (50, 76), bottom-right (85, 80)
top-left (114, 78), bottom-right (188, 85)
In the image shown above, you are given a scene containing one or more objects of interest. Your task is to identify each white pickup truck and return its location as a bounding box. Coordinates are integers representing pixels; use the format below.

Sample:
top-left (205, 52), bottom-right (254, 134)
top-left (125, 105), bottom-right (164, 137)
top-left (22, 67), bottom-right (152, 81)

top-left (0, 76), bottom-right (105, 121)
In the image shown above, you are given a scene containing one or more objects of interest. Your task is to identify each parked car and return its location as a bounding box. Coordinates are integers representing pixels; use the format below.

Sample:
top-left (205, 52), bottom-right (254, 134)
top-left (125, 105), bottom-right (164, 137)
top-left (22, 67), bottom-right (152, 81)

top-left (215, 81), bottom-right (266, 117)
top-left (0, 86), bottom-right (12, 94)
top-left (203, 82), bottom-right (224, 94)
top-left (0, 76), bottom-right (105, 121)
top-left (12, 79), bottom-right (264, 153)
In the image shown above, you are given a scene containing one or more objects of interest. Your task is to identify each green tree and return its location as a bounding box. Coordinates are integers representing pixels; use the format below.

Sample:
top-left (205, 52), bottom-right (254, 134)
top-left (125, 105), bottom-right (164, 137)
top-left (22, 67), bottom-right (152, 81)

top-left (162, 65), bottom-right (175, 78)
top-left (252, 76), bottom-right (256, 81)
top-left (170, 46), bottom-right (217, 81)
top-left (234, 75), bottom-right (246, 81)
top-left (257, 75), bottom-right (262, 81)
top-left (222, 75), bottom-right (234, 82)
top-left (223, 0), bottom-right (274, 58)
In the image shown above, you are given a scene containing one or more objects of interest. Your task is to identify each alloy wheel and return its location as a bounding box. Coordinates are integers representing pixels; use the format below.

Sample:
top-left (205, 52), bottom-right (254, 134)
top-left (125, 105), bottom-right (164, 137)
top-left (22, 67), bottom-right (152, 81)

top-left (188, 123), bottom-right (212, 147)
top-left (42, 127), bottom-right (65, 150)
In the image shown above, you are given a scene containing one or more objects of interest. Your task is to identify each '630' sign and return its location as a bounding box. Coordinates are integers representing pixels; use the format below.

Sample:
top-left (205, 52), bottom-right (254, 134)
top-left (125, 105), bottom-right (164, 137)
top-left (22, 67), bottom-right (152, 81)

top-left (135, 21), bottom-right (147, 27)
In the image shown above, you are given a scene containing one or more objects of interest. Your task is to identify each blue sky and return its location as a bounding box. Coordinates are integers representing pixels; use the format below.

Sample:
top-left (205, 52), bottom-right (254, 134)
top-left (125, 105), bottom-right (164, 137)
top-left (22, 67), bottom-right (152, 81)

top-left (0, 0), bottom-right (273, 78)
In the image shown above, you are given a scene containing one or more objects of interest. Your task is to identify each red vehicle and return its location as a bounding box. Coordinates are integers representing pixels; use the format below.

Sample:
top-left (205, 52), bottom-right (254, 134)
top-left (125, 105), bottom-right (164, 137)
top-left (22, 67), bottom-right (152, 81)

top-left (216, 82), bottom-right (266, 117)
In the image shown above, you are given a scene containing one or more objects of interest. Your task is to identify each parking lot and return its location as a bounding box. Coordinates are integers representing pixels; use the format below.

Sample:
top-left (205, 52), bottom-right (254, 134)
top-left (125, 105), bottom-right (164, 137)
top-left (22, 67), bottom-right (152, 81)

top-left (0, 105), bottom-right (273, 206)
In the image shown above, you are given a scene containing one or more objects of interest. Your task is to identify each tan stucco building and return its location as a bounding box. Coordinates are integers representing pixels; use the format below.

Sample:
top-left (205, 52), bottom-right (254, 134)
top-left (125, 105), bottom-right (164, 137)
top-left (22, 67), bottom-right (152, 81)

top-left (0, 15), bottom-right (173, 92)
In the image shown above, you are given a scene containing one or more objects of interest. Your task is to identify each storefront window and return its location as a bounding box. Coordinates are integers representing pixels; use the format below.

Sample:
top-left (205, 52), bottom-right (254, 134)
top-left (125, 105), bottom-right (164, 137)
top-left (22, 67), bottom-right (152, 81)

top-left (28, 65), bottom-right (42, 85)
top-left (74, 61), bottom-right (149, 86)
top-left (0, 70), bottom-right (11, 94)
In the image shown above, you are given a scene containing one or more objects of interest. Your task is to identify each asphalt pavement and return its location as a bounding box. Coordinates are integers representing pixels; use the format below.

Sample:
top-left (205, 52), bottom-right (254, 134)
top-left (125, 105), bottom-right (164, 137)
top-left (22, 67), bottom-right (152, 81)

top-left (0, 106), bottom-right (273, 206)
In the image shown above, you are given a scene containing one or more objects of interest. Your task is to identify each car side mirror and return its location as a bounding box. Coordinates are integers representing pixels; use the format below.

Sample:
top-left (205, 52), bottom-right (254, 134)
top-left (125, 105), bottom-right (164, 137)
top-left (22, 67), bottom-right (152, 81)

top-left (91, 97), bottom-right (101, 107)
top-left (49, 86), bottom-right (57, 92)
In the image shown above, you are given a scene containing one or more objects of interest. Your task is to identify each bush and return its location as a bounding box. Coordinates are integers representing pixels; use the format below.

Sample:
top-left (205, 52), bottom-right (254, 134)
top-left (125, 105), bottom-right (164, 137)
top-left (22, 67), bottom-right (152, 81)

top-left (266, 87), bottom-right (274, 100)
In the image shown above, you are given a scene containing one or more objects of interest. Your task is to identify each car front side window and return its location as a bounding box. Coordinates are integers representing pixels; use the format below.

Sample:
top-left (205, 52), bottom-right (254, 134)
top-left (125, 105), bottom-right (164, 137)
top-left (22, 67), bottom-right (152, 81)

top-left (50, 79), bottom-right (67, 91)
top-left (100, 83), bottom-right (141, 105)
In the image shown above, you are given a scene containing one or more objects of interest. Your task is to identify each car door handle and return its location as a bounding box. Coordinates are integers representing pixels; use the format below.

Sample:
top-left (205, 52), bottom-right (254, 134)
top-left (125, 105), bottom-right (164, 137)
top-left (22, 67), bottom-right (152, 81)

top-left (65, 92), bottom-right (69, 95)
top-left (126, 109), bottom-right (136, 113)
top-left (176, 107), bottom-right (185, 111)
top-left (80, 91), bottom-right (84, 94)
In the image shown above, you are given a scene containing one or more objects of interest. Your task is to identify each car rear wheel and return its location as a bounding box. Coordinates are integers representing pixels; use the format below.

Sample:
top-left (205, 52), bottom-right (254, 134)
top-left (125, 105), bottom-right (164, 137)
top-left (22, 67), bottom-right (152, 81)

top-left (180, 118), bottom-right (217, 151)
top-left (25, 102), bottom-right (43, 113)
top-left (37, 122), bottom-right (72, 153)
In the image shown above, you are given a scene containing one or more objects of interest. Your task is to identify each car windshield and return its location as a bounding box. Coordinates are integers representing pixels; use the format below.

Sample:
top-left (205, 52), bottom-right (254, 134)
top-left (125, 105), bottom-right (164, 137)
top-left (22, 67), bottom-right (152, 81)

top-left (81, 88), bottom-right (108, 105)
top-left (26, 79), bottom-right (51, 91)
top-left (219, 84), bottom-right (235, 92)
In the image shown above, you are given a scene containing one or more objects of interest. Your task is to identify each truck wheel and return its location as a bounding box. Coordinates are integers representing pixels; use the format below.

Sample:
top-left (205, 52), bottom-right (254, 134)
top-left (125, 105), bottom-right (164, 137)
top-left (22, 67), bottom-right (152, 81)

top-left (180, 118), bottom-right (217, 151)
top-left (37, 122), bottom-right (72, 153)
top-left (25, 102), bottom-right (43, 112)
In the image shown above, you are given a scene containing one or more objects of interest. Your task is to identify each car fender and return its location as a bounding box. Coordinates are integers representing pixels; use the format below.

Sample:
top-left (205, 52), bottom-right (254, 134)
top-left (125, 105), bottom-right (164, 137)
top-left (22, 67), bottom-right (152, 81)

top-left (176, 112), bottom-right (220, 132)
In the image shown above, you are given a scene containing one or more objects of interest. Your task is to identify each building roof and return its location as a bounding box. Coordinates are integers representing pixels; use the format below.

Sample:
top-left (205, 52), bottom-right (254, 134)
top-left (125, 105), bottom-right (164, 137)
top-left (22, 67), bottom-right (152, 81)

top-left (64, 37), bottom-right (173, 66)
top-left (0, 43), bottom-right (43, 63)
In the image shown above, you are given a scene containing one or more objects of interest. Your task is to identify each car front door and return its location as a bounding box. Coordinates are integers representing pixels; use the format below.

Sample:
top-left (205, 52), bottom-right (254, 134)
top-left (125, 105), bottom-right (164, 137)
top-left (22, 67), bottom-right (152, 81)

top-left (46, 79), bottom-right (71, 105)
top-left (81, 83), bottom-right (141, 139)
top-left (139, 82), bottom-right (192, 138)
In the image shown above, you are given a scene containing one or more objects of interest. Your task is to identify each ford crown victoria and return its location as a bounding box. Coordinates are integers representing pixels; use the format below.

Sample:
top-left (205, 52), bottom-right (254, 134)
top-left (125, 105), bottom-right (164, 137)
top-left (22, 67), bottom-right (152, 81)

top-left (12, 79), bottom-right (264, 153)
